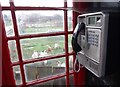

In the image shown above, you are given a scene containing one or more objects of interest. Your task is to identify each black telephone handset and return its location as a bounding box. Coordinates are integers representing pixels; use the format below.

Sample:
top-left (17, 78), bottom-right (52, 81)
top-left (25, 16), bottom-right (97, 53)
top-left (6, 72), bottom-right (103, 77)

top-left (72, 22), bottom-right (85, 72)
top-left (72, 22), bottom-right (85, 54)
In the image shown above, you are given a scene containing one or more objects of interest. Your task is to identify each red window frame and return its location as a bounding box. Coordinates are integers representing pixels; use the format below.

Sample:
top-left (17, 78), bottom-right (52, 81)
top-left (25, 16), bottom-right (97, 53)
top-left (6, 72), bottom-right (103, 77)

top-left (2, 1), bottom-right (87, 87)
top-left (2, 1), bottom-right (74, 86)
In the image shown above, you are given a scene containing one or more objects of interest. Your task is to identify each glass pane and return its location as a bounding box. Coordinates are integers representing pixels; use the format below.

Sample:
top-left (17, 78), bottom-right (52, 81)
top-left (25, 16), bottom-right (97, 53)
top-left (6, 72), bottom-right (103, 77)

top-left (30, 75), bottom-right (74, 86)
top-left (24, 58), bottom-right (65, 82)
top-left (68, 34), bottom-right (73, 53)
top-left (31, 80), bottom-right (54, 87)
top-left (30, 77), bottom-right (66, 87)
top-left (8, 40), bottom-right (19, 62)
top-left (68, 11), bottom-right (73, 31)
top-left (69, 75), bottom-right (74, 86)
top-left (20, 36), bottom-right (65, 60)
top-left (13, 66), bottom-right (22, 85)
top-left (69, 56), bottom-right (73, 71)
top-left (15, 11), bottom-right (64, 35)
top-left (2, 11), bottom-right (14, 37)
top-left (50, 77), bottom-right (66, 86)
top-left (1, 0), bottom-right (10, 6)
top-left (14, 0), bottom-right (64, 7)
top-left (67, 0), bottom-right (73, 7)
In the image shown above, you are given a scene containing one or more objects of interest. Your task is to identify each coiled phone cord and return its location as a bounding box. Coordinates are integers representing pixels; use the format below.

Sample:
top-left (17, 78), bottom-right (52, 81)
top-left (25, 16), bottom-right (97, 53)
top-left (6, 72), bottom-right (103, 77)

top-left (73, 52), bottom-right (81, 73)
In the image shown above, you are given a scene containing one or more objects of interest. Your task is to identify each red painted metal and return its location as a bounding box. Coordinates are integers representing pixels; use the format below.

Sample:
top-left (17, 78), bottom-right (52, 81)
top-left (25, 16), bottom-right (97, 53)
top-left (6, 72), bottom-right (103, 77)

top-left (64, 1), bottom-right (70, 87)
top-left (10, 1), bottom-right (26, 85)
top-left (11, 52), bottom-right (74, 67)
top-left (1, 0), bottom-right (83, 86)
top-left (0, 4), bottom-right (2, 87)
top-left (72, 1), bottom-right (87, 87)
top-left (2, 6), bottom-right (67, 11)
top-left (12, 32), bottom-right (65, 39)
top-left (1, 6), bottom-right (74, 11)
top-left (2, 8), bottom-right (15, 85)
top-left (7, 31), bottom-right (73, 40)
top-left (11, 54), bottom-right (66, 66)
top-left (77, 68), bottom-right (86, 85)
top-left (1, 6), bottom-right (11, 10)
top-left (72, 3), bottom-right (79, 86)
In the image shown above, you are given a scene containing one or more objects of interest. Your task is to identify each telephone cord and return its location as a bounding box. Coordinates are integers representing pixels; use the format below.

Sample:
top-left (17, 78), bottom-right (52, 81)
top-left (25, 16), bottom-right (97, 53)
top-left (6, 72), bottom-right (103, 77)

top-left (73, 53), bottom-right (81, 73)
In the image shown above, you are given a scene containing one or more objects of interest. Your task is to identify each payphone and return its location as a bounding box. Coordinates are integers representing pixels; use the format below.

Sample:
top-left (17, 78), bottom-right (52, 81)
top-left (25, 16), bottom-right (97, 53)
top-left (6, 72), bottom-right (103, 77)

top-left (72, 11), bottom-right (120, 77)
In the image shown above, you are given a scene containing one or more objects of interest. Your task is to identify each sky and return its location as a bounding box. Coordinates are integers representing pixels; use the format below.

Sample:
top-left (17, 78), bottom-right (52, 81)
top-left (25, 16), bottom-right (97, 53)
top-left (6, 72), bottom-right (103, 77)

top-left (1, 0), bottom-right (119, 7)
top-left (1, 0), bottom-right (119, 16)
top-left (0, 0), bottom-right (72, 7)
top-left (1, 0), bottom-right (72, 16)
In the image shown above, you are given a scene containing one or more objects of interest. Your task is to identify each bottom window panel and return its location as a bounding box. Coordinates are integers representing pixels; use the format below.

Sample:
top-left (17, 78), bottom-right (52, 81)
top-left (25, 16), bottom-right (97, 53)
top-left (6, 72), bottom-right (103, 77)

top-left (13, 65), bottom-right (22, 85)
top-left (69, 74), bottom-right (75, 86)
top-left (29, 75), bottom-right (75, 87)
top-left (24, 58), bottom-right (66, 82)
top-left (29, 77), bottom-right (66, 87)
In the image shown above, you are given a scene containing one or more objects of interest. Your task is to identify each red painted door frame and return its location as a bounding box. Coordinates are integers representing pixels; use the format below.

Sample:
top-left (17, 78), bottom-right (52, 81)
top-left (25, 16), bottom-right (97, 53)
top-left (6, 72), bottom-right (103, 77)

top-left (1, 1), bottom-right (87, 86)
top-left (2, 10), bottom-right (16, 86)
top-left (72, 1), bottom-right (87, 86)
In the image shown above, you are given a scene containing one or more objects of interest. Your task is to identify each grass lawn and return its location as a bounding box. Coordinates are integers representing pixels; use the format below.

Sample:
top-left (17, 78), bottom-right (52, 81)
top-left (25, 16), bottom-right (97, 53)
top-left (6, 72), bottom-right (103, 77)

top-left (20, 27), bottom-right (64, 35)
top-left (21, 27), bottom-right (65, 59)
top-left (9, 27), bottom-right (73, 66)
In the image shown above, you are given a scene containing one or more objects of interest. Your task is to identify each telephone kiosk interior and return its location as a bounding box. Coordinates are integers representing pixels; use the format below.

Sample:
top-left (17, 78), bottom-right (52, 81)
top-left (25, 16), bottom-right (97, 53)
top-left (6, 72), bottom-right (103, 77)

top-left (72, 12), bottom-right (120, 77)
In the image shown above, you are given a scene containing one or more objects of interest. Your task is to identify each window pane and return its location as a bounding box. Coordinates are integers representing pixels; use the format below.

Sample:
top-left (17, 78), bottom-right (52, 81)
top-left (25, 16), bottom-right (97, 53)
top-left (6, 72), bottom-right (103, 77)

top-left (67, 0), bottom-right (73, 7)
top-left (15, 11), bottom-right (64, 35)
top-left (31, 80), bottom-right (54, 87)
top-left (2, 11), bottom-right (14, 37)
top-left (68, 34), bottom-right (73, 53)
top-left (68, 11), bottom-right (73, 31)
top-left (14, 0), bottom-right (64, 7)
top-left (24, 58), bottom-right (65, 82)
top-left (30, 75), bottom-right (74, 86)
top-left (13, 66), bottom-right (22, 85)
top-left (30, 77), bottom-right (66, 87)
top-left (20, 36), bottom-right (65, 60)
top-left (8, 40), bottom-right (19, 62)
top-left (69, 56), bottom-right (73, 71)
top-left (1, 0), bottom-right (10, 6)
top-left (69, 75), bottom-right (74, 86)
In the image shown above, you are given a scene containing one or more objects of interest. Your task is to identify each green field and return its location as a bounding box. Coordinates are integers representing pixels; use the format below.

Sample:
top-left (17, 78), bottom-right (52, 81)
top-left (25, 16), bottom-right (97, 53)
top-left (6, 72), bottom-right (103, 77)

top-left (21, 35), bottom-right (65, 59)
top-left (9, 26), bottom-right (73, 67)
top-left (20, 27), bottom-right (73, 60)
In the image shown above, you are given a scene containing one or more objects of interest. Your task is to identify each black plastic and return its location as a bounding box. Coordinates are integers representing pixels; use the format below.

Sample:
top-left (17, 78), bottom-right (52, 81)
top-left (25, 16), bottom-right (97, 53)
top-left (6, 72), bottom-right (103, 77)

top-left (71, 22), bottom-right (85, 54)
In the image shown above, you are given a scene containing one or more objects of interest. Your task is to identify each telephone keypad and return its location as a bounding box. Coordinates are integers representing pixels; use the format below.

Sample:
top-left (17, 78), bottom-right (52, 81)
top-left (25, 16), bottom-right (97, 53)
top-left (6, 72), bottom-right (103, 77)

top-left (88, 32), bottom-right (99, 47)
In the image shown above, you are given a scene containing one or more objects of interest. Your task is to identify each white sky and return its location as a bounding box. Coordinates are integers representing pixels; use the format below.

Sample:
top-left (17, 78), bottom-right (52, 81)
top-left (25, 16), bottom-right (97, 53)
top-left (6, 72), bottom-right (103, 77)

top-left (1, 0), bottom-right (72, 16)
top-left (0, 0), bottom-right (72, 7)
top-left (0, 0), bottom-right (119, 6)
